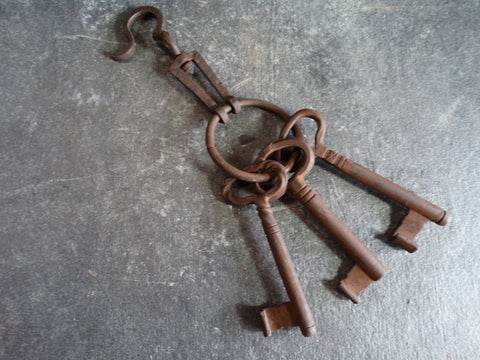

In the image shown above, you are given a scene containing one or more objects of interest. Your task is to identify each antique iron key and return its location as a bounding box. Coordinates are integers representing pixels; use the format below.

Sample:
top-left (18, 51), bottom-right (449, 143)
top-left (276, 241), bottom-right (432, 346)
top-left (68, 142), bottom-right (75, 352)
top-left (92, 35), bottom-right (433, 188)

top-left (222, 160), bottom-right (316, 337)
top-left (278, 109), bottom-right (451, 253)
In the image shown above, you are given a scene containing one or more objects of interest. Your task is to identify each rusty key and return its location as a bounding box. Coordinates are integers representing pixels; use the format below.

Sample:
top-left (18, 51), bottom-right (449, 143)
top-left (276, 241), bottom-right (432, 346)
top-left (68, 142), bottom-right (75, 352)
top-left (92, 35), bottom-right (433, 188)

top-left (257, 137), bottom-right (388, 304)
top-left (278, 109), bottom-right (451, 253)
top-left (222, 160), bottom-right (316, 337)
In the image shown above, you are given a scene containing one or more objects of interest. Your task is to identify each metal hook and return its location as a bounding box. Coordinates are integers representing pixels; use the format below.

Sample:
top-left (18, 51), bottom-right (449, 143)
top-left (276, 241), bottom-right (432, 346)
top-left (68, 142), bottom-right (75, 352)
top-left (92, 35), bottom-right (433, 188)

top-left (111, 6), bottom-right (181, 62)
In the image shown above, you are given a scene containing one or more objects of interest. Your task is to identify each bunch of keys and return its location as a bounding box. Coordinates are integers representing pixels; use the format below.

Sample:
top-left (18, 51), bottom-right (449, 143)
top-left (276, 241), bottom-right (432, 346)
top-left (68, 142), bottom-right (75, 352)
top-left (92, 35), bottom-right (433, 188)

top-left (112, 6), bottom-right (450, 337)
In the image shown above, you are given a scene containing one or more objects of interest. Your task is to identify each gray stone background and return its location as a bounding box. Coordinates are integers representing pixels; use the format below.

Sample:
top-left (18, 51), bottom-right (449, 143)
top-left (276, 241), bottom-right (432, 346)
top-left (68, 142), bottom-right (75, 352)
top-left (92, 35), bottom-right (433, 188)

top-left (1, 1), bottom-right (479, 359)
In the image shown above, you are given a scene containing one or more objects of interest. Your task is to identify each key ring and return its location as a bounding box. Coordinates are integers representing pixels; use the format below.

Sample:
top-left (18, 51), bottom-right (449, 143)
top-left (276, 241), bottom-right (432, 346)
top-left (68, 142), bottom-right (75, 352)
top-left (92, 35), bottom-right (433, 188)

top-left (276, 109), bottom-right (327, 173)
top-left (252, 136), bottom-right (316, 195)
top-left (222, 160), bottom-right (288, 206)
top-left (206, 100), bottom-right (303, 183)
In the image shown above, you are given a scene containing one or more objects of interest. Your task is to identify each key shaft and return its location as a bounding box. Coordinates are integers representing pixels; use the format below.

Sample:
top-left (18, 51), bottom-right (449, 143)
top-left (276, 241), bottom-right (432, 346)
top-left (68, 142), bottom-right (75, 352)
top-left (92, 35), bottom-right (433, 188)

top-left (256, 199), bottom-right (316, 337)
top-left (318, 146), bottom-right (450, 226)
top-left (288, 177), bottom-right (387, 282)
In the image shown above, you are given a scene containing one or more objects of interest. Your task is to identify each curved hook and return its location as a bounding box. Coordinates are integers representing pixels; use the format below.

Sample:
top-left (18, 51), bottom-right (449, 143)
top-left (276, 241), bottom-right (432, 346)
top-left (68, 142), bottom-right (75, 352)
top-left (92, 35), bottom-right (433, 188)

top-left (111, 6), bottom-right (180, 62)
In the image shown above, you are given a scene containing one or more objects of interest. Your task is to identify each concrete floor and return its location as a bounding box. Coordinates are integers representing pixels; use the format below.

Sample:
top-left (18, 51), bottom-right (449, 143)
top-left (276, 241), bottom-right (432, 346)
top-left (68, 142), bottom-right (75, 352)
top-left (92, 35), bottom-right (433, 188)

top-left (1, 1), bottom-right (479, 359)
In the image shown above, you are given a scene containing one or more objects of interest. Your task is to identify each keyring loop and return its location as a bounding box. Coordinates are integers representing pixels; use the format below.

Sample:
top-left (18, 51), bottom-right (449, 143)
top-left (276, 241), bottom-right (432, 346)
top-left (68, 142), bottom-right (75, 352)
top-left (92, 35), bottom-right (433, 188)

top-left (222, 160), bottom-right (288, 207)
top-left (256, 137), bottom-right (315, 179)
top-left (278, 109), bottom-right (327, 173)
top-left (206, 98), bottom-right (303, 183)
top-left (253, 137), bottom-right (315, 195)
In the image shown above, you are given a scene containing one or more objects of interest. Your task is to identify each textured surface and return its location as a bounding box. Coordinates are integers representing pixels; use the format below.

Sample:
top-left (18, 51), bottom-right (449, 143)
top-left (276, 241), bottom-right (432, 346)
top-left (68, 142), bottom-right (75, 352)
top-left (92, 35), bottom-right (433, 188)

top-left (1, 1), bottom-right (479, 359)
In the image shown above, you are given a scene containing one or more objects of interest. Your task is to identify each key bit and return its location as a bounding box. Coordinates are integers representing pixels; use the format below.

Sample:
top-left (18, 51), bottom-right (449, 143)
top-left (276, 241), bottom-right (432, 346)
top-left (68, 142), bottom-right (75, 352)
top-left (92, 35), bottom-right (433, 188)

top-left (261, 302), bottom-right (301, 337)
top-left (338, 265), bottom-right (375, 304)
top-left (392, 210), bottom-right (429, 253)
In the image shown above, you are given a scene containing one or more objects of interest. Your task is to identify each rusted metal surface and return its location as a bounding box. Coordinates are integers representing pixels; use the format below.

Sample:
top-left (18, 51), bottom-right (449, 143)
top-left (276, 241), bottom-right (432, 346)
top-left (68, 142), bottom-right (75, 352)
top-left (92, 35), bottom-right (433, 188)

top-left (256, 135), bottom-right (388, 303)
top-left (393, 210), bottom-right (430, 253)
top-left (205, 99), bottom-right (301, 183)
top-left (169, 51), bottom-right (238, 123)
top-left (338, 265), bottom-right (375, 304)
top-left (111, 6), bottom-right (450, 337)
top-left (277, 109), bottom-right (451, 252)
top-left (222, 160), bottom-right (316, 337)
